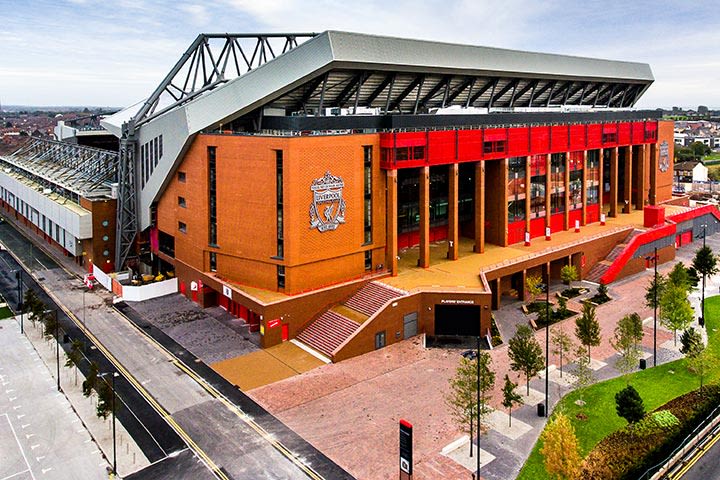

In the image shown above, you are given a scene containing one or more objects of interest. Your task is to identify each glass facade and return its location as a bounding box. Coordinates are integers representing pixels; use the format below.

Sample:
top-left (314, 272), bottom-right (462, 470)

top-left (550, 153), bottom-right (565, 214)
top-left (530, 154), bottom-right (546, 218)
top-left (363, 146), bottom-right (373, 244)
top-left (569, 151), bottom-right (584, 210)
top-left (208, 147), bottom-right (217, 245)
top-left (507, 157), bottom-right (526, 223)
top-left (587, 150), bottom-right (600, 205)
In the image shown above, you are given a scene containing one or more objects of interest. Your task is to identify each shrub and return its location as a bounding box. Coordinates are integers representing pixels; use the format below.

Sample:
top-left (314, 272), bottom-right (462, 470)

top-left (615, 385), bottom-right (645, 424)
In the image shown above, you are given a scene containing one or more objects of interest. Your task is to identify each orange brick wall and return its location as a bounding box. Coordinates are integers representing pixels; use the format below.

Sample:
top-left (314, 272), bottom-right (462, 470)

top-left (157, 133), bottom-right (385, 294)
top-left (655, 120), bottom-right (675, 203)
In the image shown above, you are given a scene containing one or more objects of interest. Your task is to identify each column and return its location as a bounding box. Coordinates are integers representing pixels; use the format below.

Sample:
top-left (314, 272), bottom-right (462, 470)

top-left (448, 163), bottom-right (459, 260)
top-left (581, 150), bottom-right (588, 225)
top-left (474, 161), bottom-right (485, 253)
top-left (492, 277), bottom-right (501, 310)
top-left (418, 166), bottom-right (430, 268)
top-left (598, 147), bottom-right (604, 215)
top-left (649, 143), bottom-right (658, 206)
top-left (519, 269), bottom-right (527, 302)
top-left (637, 144), bottom-right (647, 209)
top-left (623, 146), bottom-right (632, 214)
top-left (609, 147), bottom-right (619, 217)
top-left (544, 154), bottom-right (551, 230)
top-left (564, 152), bottom-right (570, 230)
top-left (386, 169), bottom-right (398, 276)
top-left (525, 155), bottom-right (532, 235)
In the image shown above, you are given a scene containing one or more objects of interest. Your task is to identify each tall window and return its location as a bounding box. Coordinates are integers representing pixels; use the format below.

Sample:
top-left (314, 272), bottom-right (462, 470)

top-left (530, 154), bottom-right (546, 218)
top-left (587, 150), bottom-right (600, 205)
top-left (569, 152), bottom-right (584, 210)
top-left (208, 147), bottom-right (218, 246)
top-left (277, 265), bottom-right (285, 289)
top-left (209, 252), bottom-right (217, 272)
top-left (363, 146), bottom-right (373, 244)
top-left (276, 150), bottom-right (284, 258)
top-left (550, 153), bottom-right (566, 214)
top-left (507, 157), bottom-right (526, 223)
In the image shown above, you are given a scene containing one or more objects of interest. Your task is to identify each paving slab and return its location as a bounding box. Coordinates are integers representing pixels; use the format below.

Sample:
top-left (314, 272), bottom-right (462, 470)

top-left (485, 409), bottom-right (533, 440)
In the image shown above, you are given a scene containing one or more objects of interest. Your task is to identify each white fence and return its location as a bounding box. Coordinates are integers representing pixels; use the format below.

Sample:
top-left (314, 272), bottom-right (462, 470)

top-left (120, 278), bottom-right (178, 302)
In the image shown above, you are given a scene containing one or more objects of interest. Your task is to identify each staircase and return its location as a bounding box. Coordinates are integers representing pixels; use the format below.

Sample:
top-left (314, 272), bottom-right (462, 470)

top-left (585, 229), bottom-right (643, 283)
top-left (295, 282), bottom-right (407, 359)
top-left (344, 282), bottom-right (406, 317)
top-left (295, 310), bottom-right (360, 359)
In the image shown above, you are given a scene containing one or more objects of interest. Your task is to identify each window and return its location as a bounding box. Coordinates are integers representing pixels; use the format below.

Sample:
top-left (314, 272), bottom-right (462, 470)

top-left (530, 154), bottom-right (546, 218)
top-left (208, 147), bottom-right (217, 246)
top-left (375, 331), bottom-right (386, 349)
top-left (363, 146), bottom-right (373, 244)
top-left (645, 129), bottom-right (657, 141)
top-left (178, 196), bottom-right (186, 208)
top-left (365, 250), bottom-right (372, 271)
top-left (102, 219), bottom-right (109, 227)
top-left (276, 150), bottom-right (284, 258)
top-left (277, 265), bottom-right (285, 289)
top-left (507, 157), bottom-right (526, 223)
top-left (178, 221), bottom-right (187, 233)
top-left (209, 252), bottom-right (217, 272)
top-left (569, 152), bottom-right (584, 210)
top-left (550, 153), bottom-right (565, 214)
top-left (178, 171), bottom-right (186, 183)
top-left (483, 140), bottom-right (506, 154)
top-left (587, 150), bottom-right (600, 205)
top-left (602, 132), bottom-right (617, 144)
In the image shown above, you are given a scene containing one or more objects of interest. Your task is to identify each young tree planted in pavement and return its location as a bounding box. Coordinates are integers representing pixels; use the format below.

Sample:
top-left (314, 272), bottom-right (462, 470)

top-left (659, 284), bottom-right (694, 345)
top-left (508, 324), bottom-right (545, 395)
top-left (595, 281), bottom-right (610, 303)
top-left (501, 374), bottom-right (523, 427)
top-left (692, 245), bottom-right (719, 278)
top-left (96, 377), bottom-right (114, 420)
top-left (680, 327), bottom-right (704, 359)
top-left (611, 313), bottom-right (644, 378)
top-left (65, 339), bottom-right (84, 386)
top-left (83, 361), bottom-right (99, 398)
top-left (477, 351), bottom-right (496, 434)
top-left (551, 327), bottom-right (575, 378)
top-left (615, 385), bottom-right (645, 424)
top-left (42, 310), bottom-right (57, 342)
top-left (668, 262), bottom-right (691, 293)
top-left (575, 301), bottom-right (601, 360)
top-left (540, 412), bottom-right (581, 480)
top-left (23, 289), bottom-right (44, 327)
top-left (445, 356), bottom-right (478, 447)
top-left (644, 273), bottom-right (667, 310)
top-left (560, 265), bottom-right (579, 286)
top-left (572, 345), bottom-right (597, 408)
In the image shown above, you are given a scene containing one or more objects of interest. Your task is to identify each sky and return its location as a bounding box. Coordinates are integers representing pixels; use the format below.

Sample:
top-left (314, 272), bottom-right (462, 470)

top-left (1, 0), bottom-right (719, 109)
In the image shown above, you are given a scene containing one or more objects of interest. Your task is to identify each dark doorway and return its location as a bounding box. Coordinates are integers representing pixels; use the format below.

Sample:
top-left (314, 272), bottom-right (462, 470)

top-left (434, 304), bottom-right (480, 336)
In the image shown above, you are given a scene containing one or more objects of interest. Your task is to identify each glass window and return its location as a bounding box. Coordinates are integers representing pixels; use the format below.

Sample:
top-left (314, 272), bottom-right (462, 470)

top-left (530, 154), bottom-right (546, 218)
top-left (507, 157), bottom-right (526, 223)
top-left (550, 153), bottom-right (565, 214)
top-left (587, 149), bottom-right (600, 205)
top-left (178, 221), bottom-right (187, 233)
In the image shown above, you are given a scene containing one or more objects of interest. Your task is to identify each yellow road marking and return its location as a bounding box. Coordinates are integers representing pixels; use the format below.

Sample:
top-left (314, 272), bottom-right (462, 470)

top-left (670, 430), bottom-right (720, 479)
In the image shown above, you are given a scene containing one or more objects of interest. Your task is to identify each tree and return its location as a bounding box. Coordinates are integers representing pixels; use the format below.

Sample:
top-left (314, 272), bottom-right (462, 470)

top-left (42, 310), bottom-right (57, 341)
top-left (645, 273), bottom-right (666, 310)
top-left (615, 385), bottom-right (645, 424)
top-left (540, 412), bottom-right (581, 480)
top-left (688, 349), bottom-right (713, 391)
top-left (23, 289), bottom-right (44, 326)
top-left (686, 267), bottom-right (700, 289)
top-left (65, 339), bottom-right (84, 386)
top-left (83, 361), bottom-right (98, 398)
top-left (96, 377), bottom-right (113, 420)
top-left (476, 352), bottom-right (496, 434)
top-left (611, 313), bottom-right (644, 377)
top-left (508, 324), bottom-right (545, 395)
top-left (446, 356), bottom-right (477, 441)
top-left (692, 245), bottom-right (718, 278)
top-left (502, 374), bottom-right (523, 427)
top-left (659, 284), bottom-right (694, 345)
top-left (689, 141), bottom-right (711, 160)
top-left (555, 297), bottom-right (569, 319)
top-left (560, 265), bottom-right (579, 286)
top-left (680, 327), bottom-right (704, 359)
top-left (572, 346), bottom-right (596, 407)
top-left (551, 327), bottom-right (575, 378)
top-left (575, 302), bottom-right (601, 359)
top-left (526, 274), bottom-right (543, 304)
top-left (668, 262), bottom-right (691, 293)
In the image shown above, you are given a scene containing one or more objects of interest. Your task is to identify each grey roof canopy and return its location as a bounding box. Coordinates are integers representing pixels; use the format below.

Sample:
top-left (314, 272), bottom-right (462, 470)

top-left (102, 30), bottom-right (655, 253)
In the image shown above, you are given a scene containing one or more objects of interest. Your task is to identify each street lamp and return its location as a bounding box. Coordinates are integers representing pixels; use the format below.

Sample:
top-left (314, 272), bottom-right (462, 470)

top-left (462, 333), bottom-right (482, 478)
top-left (645, 248), bottom-right (659, 367)
top-left (15, 270), bottom-right (23, 334)
top-left (697, 224), bottom-right (708, 328)
top-left (544, 276), bottom-right (549, 418)
top-left (99, 371), bottom-right (119, 476)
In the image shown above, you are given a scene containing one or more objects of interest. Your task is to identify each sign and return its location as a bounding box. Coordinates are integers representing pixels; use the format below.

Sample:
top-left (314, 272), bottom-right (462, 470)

top-left (83, 274), bottom-right (95, 289)
top-left (440, 299), bottom-right (474, 305)
top-left (190, 281), bottom-right (198, 291)
top-left (659, 141), bottom-right (670, 172)
top-left (267, 318), bottom-right (281, 329)
top-left (309, 171), bottom-right (346, 232)
top-left (222, 285), bottom-right (232, 298)
top-left (399, 420), bottom-right (413, 475)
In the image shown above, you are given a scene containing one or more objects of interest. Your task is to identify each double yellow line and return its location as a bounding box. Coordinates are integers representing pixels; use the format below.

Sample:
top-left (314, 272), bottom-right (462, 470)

top-left (669, 430), bottom-right (720, 479)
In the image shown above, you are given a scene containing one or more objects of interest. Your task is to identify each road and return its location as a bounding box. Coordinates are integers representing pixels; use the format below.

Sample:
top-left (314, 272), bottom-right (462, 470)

top-left (0, 219), bottom-right (351, 480)
top-left (665, 421), bottom-right (720, 480)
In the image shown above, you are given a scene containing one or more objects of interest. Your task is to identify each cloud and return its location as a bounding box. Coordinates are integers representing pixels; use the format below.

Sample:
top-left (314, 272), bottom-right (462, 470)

top-left (179, 3), bottom-right (212, 27)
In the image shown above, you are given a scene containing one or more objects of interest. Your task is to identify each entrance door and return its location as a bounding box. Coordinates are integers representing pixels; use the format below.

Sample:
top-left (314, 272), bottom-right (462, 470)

top-left (375, 331), bottom-right (386, 349)
top-left (434, 304), bottom-right (480, 336)
top-left (282, 324), bottom-right (289, 342)
top-left (403, 312), bottom-right (418, 339)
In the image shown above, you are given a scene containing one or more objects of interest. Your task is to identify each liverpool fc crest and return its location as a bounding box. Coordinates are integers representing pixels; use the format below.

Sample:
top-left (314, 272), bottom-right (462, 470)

top-left (310, 171), bottom-right (346, 232)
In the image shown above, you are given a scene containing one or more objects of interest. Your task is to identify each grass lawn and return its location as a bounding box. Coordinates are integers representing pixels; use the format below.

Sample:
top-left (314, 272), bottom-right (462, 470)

top-left (517, 295), bottom-right (720, 480)
top-left (0, 306), bottom-right (13, 319)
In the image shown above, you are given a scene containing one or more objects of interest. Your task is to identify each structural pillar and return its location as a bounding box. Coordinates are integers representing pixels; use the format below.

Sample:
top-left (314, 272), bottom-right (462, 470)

top-left (448, 163), bottom-right (459, 260)
top-left (519, 269), bottom-right (527, 302)
top-left (564, 152), bottom-right (571, 230)
top-left (544, 154), bottom-right (552, 230)
top-left (609, 147), bottom-right (619, 217)
top-left (474, 161), bottom-right (485, 253)
top-left (491, 277), bottom-right (501, 310)
top-left (525, 155), bottom-right (532, 235)
top-left (623, 146), bottom-right (632, 213)
top-left (386, 169), bottom-right (398, 276)
top-left (581, 151), bottom-right (588, 225)
top-left (649, 143), bottom-right (658, 205)
top-left (637, 144), bottom-right (647, 209)
top-left (598, 148), bottom-right (604, 215)
top-left (418, 166), bottom-right (430, 268)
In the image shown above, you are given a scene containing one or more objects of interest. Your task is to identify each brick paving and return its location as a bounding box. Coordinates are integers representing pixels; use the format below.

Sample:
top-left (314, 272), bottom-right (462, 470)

top-left (249, 237), bottom-right (717, 480)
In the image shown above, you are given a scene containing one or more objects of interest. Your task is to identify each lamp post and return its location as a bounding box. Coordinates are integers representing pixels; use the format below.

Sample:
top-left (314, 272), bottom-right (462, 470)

top-left (15, 270), bottom-right (23, 334)
top-left (476, 333), bottom-right (481, 479)
top-left (545, 274), bottom-right (550, 418)
top-left (645, 248), bottom-right (659, 367)
top-left (698, 224), bottom-right (707, 327)
top-left (44, 309), bottom-right (60, 391)
top-left (99, 371), bottom-right (118, 476)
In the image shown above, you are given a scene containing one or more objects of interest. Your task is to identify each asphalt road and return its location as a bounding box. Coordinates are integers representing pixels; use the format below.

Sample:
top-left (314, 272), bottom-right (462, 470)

top-left (0, 218), bottom-right (351, 479)
top-left (668, 424), bottom-right (720, 480)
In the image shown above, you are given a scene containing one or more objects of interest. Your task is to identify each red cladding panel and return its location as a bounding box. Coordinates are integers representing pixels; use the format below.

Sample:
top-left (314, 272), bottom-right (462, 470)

top-left (618, 123), bottom-right (631, 145)
top-left (587, 124), bottom-right (602, 148)
top-left (569, 209), bottom-right (582, 227)
top-left (531, 126), bottom-right (550, 153)
top-left (458, 129), bottom-right (482, 161)
top-left (632, 122), bottom-right (645, 143)
top-left (602, 124), bottom-right (617, 133)
top-left (508, 221), bottom-right (525, 245)
top-left (551, 125), bottom-right (569, 151)
top-left (586, 204), bottom-right (600, 224)
top-left (484, 128), bottom-right (507, 142)
top-left (530, 217), bottom-right (546, 239)
top-left (508, 127), bottom-right (529, 156)
top-left (395, 132), bottom-right (427, 147)
top-left (644, 205), bottom-right (666, 227)
top-left (569, 125), bottom-right (586, 150)
top-left (550, 213), bottom-right (564, 232)
top-left (428, 131), bottom-right (456, 164)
